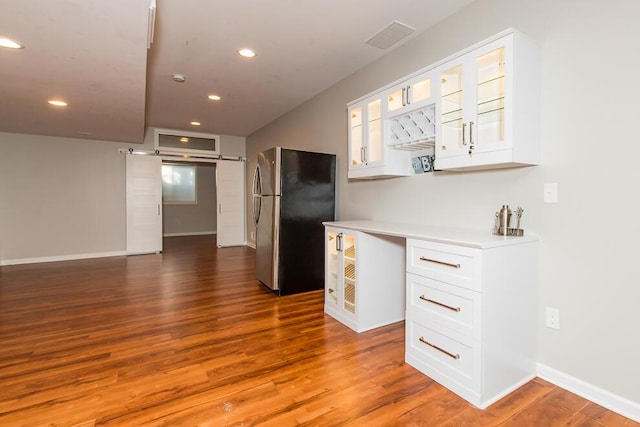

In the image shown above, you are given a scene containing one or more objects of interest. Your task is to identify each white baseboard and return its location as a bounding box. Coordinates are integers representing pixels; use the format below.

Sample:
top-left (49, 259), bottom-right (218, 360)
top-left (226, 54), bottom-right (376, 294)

top-left (163, 231), bottom-right (216, 237)
top-left (246, 241), bottom-right (256, 249)
top-left (537, 363), bottom-right (640, 422)
top-left (0, 251), bottom-right (127, 266)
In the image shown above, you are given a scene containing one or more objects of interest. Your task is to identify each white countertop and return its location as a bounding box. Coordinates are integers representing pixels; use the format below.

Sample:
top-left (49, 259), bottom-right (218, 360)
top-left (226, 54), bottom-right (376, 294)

top-left (323, 220), bottom-right (538, 249)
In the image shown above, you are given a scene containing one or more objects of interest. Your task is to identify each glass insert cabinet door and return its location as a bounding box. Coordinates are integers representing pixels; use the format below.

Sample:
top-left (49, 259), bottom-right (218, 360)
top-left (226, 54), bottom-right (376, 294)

top-left (386, 74), bottom-right (432, 115)
top-left (366, 99), bottom-right (382, 164)
top-left (476, 47), bottom-right (505, 147)
top-left (348, 98), bottom-right (382, 167)
top-left (349, 106), bottom-right (364, 167)
top-left (326, 231), bottom-right (357, 315)
top-left (439, 44), bottom-right (507, 156)
top-left (341, 233), bottom-right (356, 314)
top-left (326, 232), bottom-right (339, 306)
top-left (440, 64), bottom-right (464, 154)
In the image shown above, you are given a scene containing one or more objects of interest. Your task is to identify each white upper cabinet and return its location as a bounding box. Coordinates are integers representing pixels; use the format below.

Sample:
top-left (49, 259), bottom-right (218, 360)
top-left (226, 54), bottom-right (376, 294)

top-left (435, 30), bottom-right (541, 171)
top-left (348, 94), bottom-right (411, 179)
top-left (384, 70), bottom-right (438, 152)
top-left (347, 29), bottom-right (540, 177)
top-left (384, 71), bottom-right (435, 118)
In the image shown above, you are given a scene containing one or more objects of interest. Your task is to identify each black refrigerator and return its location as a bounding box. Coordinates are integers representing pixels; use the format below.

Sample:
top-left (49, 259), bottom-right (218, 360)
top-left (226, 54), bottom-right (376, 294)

top-left (252, 147), bottom-right (336, 295)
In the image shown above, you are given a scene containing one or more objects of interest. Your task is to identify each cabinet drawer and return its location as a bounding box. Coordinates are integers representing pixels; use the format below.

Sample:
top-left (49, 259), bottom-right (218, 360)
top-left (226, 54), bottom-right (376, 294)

top-left (406, 319), bottom-right (479, 390)
top-left (407, 239), bottom-right (481, 291)
top-left (407, 273), bottom-right (481, 341)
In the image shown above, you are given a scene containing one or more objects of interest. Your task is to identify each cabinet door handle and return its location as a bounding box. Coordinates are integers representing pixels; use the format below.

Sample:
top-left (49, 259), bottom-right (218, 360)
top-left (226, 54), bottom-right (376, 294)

top-left (336, 233), bottom-right (343, 252)
top-left (462, 122), bottom-right (467, 146)
top-left (419, 256), bottom-right (461, 269)
top-left (419, 337), bottom-right (460, 360)
top-left (360, 147), bottom-right (364, 163)
top-left (402, 87), bottom-right (407, 106)
top-left (419, 295), bottom-right (461, 312)
top-left (406, 85), bottom-right (411, 105)
top-left (469, 120), bottom-right (474, 145)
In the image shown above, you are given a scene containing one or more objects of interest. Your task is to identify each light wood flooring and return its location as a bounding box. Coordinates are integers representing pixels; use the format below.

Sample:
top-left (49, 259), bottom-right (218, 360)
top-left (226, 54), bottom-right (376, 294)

top-left (0, 235), bottom-right (637, 426)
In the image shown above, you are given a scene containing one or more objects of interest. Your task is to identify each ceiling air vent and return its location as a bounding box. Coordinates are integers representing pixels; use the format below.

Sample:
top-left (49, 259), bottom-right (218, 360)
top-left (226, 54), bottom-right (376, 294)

top-left (365, 21), bottom-right (416, 50)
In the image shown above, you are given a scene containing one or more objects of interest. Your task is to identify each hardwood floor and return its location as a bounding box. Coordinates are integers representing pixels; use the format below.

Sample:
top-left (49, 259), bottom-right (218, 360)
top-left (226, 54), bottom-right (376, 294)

top-left (0, 235), bottom-right (637, 426)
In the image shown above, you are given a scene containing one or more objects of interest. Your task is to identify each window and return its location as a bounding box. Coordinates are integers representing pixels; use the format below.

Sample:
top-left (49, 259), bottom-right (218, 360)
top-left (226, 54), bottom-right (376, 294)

top-left (154, 128), bottom-right (220, 157)
top-left (161, 164), bottom-right (196, 204)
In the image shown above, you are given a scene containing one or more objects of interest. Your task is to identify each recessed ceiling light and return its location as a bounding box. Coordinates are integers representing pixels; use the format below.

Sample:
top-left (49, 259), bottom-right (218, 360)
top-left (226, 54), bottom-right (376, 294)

top-left (179, 137), bottom-right (189, 143)
top-left (208, 94), bottom-right (221, 101)
top-left (0, 37), bottom-right (24, 49)
top-left (48, 99), bottom-right (68, 107)
top-left (237, 48), bottom-right (256, 58)
top-left (190, 121), bottom-right (201, 126)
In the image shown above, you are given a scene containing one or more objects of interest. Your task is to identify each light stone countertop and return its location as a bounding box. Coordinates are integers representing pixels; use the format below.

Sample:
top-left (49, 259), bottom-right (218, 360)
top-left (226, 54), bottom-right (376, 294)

top-left (323, 220), bottom-right (538, 249)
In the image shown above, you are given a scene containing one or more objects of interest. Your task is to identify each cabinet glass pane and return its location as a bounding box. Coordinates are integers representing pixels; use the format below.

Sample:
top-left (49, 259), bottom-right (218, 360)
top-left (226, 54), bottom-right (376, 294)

top-left (367, 99), bottom-right (382, 163)
top-left (441, 65), bottom-right (464, 150)
top-left (350, 107), bottom-right (364, 166)
top-left (477, 47), bottom-right (505, 145)
top-left (327, 232), bottom-right (338, 305)
top-left (343, 234), bottom-right (356, 314)
top-left (411, 78), bottom-right (431, 104)
top-left (387, 88), bottom-right (404, 113)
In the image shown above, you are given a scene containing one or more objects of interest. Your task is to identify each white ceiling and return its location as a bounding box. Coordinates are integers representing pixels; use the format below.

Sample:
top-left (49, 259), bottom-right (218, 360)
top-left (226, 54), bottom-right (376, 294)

top-left (0, 0), bottom-right (474, 143)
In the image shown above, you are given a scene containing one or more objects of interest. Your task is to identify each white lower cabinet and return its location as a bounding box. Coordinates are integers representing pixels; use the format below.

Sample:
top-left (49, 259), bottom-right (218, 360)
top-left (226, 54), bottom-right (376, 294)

top-left (405, 237), bottom-right (538, 409)
top-left (324, 226), bottom-right (405, 332)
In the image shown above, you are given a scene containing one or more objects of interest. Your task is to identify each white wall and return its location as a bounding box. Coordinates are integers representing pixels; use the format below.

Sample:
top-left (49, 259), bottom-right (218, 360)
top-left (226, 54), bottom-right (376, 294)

top-left (0, 128), bottom-right (246, 263)
top-left (246, 0), bottom-right (640, 410)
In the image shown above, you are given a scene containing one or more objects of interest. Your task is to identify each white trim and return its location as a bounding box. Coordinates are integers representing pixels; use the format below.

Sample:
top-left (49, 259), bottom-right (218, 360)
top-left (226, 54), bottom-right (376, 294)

top-left (163, 231), bottom-right (216, 237)
top-left (0, 251), bottom-right (127, 266)
top-left (537, 363), bottom-right (640, 422)
top-left (246, 241), bottom-right (256, 249)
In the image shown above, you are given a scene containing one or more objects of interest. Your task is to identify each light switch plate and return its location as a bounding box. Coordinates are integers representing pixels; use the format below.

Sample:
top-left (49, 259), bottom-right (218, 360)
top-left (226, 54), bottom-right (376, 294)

top-left (544, 183), bottom-right (558, 203)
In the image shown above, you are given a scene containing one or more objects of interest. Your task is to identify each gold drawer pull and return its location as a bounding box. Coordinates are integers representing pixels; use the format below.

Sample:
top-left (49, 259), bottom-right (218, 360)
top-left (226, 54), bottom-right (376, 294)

top-left (419, 337), bottom-right (460, 360)
top-left (419, 256), bottom-right (460, 269)
top-left (419, 295), bottom-right (461, 312)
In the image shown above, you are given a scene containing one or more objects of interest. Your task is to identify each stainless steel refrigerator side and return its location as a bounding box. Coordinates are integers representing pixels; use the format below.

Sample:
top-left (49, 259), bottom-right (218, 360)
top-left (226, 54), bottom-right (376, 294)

top-left (256, 195), bottom-right (276, 289)
top-left (253, 153), bottom-right (273, 288)
top-left (272, 194), bottom-right (281, 291)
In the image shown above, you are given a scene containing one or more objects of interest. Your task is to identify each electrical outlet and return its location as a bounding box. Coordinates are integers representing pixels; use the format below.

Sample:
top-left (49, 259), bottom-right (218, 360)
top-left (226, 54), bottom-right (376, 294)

top-left (250, 231), bottom-right (255, 241)
top-left (546, 307), bottom-right (560, 330)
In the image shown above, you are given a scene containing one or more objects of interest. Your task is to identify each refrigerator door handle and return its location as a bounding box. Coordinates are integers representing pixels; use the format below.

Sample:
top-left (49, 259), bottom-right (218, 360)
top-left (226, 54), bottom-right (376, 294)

top-left (252, 164), bottom-right (262, 225)
top-left (252, 163), bottom-right (261, 196)
top-left (253, 196), bottom-right (261, 225)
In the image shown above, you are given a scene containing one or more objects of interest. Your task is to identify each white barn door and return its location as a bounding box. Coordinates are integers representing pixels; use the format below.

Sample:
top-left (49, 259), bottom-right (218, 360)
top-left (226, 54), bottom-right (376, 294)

top-left (216, 160), bottom-right (245, 247)
top-left (126, 155), bottom-right (163, 254)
